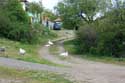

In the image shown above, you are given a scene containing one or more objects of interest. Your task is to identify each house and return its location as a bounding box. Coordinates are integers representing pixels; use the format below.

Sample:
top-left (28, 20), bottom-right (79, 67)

top-left (20, 0), bottom-right (41, 23)
top-left (42, 15), bottom-right (50, 27)
top-left (20, 0), bottom-right (28, 11)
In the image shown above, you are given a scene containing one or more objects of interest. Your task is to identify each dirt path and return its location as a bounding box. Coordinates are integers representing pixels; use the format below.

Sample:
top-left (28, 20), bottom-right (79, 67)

top-left (39, 30), bottom-right (125, 83)
top-left (0, 30), bottom-right (124, 83)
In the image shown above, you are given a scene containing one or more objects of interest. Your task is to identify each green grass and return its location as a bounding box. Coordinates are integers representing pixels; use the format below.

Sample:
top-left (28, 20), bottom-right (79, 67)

top-left (0, 66), bottom-right (72, 83)
top-left (49, 45), bottom-right (59, 55)
top-left (64, 40), bottom-right (125, 65)
top-left (64, 40), bottom-right (79, 54)
top-left (49, 45), bottom-right (71, 61)
top-left (0, 37), bottom-right (60, 66)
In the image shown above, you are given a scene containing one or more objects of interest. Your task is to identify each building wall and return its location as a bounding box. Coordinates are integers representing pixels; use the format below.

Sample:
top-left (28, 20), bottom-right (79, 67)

top-left (20, 2), bottom-right (26, 11)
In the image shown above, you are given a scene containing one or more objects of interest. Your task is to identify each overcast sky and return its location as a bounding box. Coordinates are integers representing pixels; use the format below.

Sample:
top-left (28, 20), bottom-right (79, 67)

top-left (28, 0), bottom-right (60, 10)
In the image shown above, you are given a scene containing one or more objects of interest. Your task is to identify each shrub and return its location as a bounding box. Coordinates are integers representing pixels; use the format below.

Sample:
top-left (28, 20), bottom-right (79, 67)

top-left (0, 0), bottom-right (44, 44)
top-left (0, 10), bottom-right (11, 37)
top-left (77, 24), bottom-right (97, 53)
top-left (76, 8), bottom-right (125, 58)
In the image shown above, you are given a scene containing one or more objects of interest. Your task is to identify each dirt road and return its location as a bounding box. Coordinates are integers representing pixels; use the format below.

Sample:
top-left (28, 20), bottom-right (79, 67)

top-left (39, 30), bottom-right (125, 83)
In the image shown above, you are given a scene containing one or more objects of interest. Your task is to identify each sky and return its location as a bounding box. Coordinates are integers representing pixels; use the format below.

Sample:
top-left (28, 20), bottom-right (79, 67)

top-left (28, 0), bottom-right (60, 10)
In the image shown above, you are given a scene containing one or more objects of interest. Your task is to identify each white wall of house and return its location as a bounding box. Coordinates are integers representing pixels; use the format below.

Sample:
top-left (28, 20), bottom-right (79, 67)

top-left (20, 1), bottom-right (41, 24)
top-left (21, 2), bottom-right (26, 11)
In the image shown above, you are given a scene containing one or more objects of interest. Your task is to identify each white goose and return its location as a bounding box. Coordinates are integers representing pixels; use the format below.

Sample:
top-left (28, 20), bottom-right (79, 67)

top-left (19, 48), bottom-right (26, 55)
top-left (48, 40), bottom-right (53, 45)
top-left (60, 51), bottom-right (68, 57)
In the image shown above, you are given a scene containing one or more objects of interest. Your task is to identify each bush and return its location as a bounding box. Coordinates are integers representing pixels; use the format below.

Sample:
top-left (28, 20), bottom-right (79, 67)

top-left (76, 8), bottom-right (125, 58)
top-left (0, 0), bottom-right (45, 44)
top-left (96, 9), bottom-right (125, 57)
top-left (77, 24), bottom-right (97, 53)
top-left (0, 10), bottom-right (11, 37)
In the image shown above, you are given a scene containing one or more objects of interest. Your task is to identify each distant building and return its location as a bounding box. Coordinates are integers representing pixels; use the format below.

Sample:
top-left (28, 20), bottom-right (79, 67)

top-left (20, 0), bottom-right (41, 23)
top-left (20, 0), bottom-right (28, 11)
top-left (41, 14), bottom-right (50, 27)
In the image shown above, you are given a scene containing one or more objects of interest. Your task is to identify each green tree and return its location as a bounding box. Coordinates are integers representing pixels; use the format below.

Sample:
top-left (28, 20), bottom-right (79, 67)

top-left (76, 0), bottom-right (125, 57)
top-left (55, 0), bottom-right (110, 29)
top-left (43, 9), bottom-right (57, 21)
top-left (5, 0), bottom-right (29, 23)
top-left (0, 0), bottom-right (44, 43)
top-left (55, 1), bottom-right (81, 29)
top-left (56, 0), bottom-right (125, 58)
top-left (28, 2), bottom-right (43, 14)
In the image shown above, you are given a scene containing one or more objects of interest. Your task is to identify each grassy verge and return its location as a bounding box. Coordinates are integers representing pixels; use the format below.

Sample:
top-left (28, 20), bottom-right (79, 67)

top-left (80, 54), bottom-right (125, 65)
top-left (0, 36), bottom-right (60, 66)
top-left (49, 45), bottom-right (59, 55)
top-left (0, 66), bottom-right (72, 83)
top-left (64, 40), bottom-right (125, 65)
top-left (49, 45), bottom-right (71, 61)
top-left (64, 40), bottom-right (79, 54)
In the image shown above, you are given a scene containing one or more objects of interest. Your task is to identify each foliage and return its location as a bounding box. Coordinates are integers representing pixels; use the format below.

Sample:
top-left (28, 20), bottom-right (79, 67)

top-left (55, 0), bottom-right (125, 57)
top-left (64, 40), bottom-right (125, 65)
top-left (28, 2), bottom-right (43, 14)
top-left (77, 24), bottom-right (97, 53)
top-left (5, 0), bottom-right (29, 23)
top-left (55, 1), bottom-right (81, 29)
top-left (0, 0), bottom-right (46, 44)
top-left (95, 8), bottom-right (125, 57)
top-left (76, 7), bottom-right (125, 58)
top-left (55, 0), bottom-right (110, 29)
top-left (43, 9), bottom-right (57, 21)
